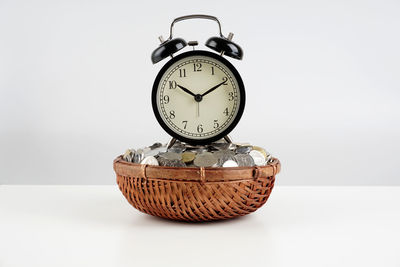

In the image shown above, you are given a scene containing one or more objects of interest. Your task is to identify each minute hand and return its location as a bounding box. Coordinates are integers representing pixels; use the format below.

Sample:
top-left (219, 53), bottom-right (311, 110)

top-left (201, 80), bottom-right (226, 97)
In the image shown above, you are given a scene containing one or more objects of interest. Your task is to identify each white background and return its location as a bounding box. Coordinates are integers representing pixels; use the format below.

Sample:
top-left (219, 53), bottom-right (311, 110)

top-left (1, 186), bottom-right (399, 267)
top-left (1, 0), bottom-right (399, 185)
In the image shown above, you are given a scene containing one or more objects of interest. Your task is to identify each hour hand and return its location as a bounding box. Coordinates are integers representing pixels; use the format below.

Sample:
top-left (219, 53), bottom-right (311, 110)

top-left (177, 84), bottom-right (196, 97)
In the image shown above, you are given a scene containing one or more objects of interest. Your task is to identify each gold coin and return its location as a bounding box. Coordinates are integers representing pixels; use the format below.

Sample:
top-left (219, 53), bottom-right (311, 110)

top-left (252, 146), bottom-right (267, 158)
top-left (181, 151), bottom-right (196, 163)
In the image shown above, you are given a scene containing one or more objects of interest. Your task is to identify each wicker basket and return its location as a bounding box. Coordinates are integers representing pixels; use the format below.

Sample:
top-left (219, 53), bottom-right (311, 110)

top-left (114, 155), bottom-right (281, 222)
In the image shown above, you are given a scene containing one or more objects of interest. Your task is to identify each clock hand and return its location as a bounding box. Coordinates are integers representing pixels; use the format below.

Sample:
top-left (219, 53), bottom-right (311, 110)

top-left (201, 79), bottom-right (227, 97)
top-left (177, 84), bottom-right (196, 97)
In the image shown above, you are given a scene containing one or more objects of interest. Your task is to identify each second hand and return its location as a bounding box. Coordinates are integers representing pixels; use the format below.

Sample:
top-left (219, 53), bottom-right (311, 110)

top-left (196, 102), bottom-right (200, 117)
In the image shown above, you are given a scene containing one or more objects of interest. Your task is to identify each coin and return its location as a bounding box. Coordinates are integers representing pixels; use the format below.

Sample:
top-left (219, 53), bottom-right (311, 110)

top-left (168, 143), bottom-right (186, 153)
top-left (156, 156), bottom-right (168, 166)
top-left (235, 145), bottom-right (252, 154)
top-left (122, 141), bottom-right (272, 168)
top-left (213, 150), bottom-right (235, 159)
top-left (216, 152), bottom-right (236, 167)
top-left (187, 146), bottom-right (208, 154)
top-left (158, 152), bottom-right (182, 161)
top-left (158, 157), bottom-right (186, 167)
top-left (134, 148), bottom-right (145, 163)
top-left (145, 145), bottom-right (167, 157)
top-left (234, 154), bottom-right (255, 167)
top-left (234, 142), bottom-right (251, 146)
top-left (193, 152), bottom-right (217, 167)
top-left (181, 151), bottom-right (196, 163)
top-left (141, 156), bottom-right (159, 166)
top-left (252, 146), bottom-right (267, 158)
top-left (222, 160), bottom-right (239, 167)
top-left (123, 149), bottom-right (135, 162)
top-left (149, 142), bottom-right (162, 150)
top-left (209, 142), bottom-right (230, 151)
top-left (252, 146), bottom-right (272, 163)
top-left (169, 159), bottom-right (186, 167)
top-left (249, 149), bottom-right (266, 166)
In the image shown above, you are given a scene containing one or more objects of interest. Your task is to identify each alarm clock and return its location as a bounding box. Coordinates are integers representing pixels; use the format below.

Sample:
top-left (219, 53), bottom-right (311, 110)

top-left (151, 15), bottom-right (245, 145)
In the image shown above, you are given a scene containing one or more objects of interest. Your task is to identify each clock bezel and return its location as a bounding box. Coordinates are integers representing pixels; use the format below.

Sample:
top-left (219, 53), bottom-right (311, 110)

top-left (151, 50), bottom-right (245, 145)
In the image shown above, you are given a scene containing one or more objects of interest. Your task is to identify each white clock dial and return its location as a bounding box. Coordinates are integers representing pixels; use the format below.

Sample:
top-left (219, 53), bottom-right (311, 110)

top-left (153, 51), bottom-right (245, 143)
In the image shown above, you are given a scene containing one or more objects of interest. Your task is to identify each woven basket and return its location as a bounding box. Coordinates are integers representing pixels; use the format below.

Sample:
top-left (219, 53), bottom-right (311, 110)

top-left (114, 155), bottom-right (281, 222)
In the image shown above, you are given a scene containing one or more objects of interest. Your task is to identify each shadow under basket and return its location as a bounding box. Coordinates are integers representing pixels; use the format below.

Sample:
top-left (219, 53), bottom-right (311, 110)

top-left (114, 156), bottom-right (281, 222)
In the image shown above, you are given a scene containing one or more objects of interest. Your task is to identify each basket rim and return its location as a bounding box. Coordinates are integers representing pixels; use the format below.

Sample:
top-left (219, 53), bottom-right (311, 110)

top-left (114, 155), bottom-right (280, 182)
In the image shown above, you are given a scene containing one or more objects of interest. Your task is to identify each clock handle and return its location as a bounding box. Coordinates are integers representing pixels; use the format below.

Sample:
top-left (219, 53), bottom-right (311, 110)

top-left (168, 14), bottom-right (224, 40)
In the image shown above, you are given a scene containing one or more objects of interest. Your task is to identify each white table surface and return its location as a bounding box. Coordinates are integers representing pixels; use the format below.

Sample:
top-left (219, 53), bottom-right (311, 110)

top-left (0, 185), bottom-right (399, 267)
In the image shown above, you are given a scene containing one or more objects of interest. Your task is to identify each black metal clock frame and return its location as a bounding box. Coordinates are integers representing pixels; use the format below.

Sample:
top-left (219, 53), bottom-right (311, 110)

top-left (151, 50), bottom-right (246, 145)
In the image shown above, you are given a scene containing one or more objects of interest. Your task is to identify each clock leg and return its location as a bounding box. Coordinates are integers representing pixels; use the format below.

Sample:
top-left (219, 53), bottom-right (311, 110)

top-left (223, 135), bottom-right (232, 143)
top-left (167, 137), bottom-right (177, 149)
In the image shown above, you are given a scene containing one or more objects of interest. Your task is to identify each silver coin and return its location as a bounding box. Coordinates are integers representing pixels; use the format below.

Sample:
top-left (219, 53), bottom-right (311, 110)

top-left (216, 153), bottom-right (236, 167)
top-left (168, 143), bottom-right (186, 153)
top-left (213, 150), bottom-right (235, 159)
top-left (208, 142), bottom-right (230, 151)
top-left (134, 148), bottom-right (145, 163)
top-left (222, 160), bottom-right (239, 167)
top-left (142, 147), bottom-right (151, 155)
top-left (140, 156), bottom-right (159, 166)
top-left (123, 149), bottom-right (135, 162)
top-left (149, 142), bottom-right (162, 150)
top-left (158, 158), bottom-right (186, 167)
top-left (169, 159), bottom-right (186, 167)
top-left (184, 143), bottom-right (204, 149)
top-left (234, 142), bottom-right (251, 147)
top-left (234, 154), bottom-right (255, 167)
top-left (236, 145), bottom-right (252, 154)
top-left (187, 147), bottom-right (208, 154)
top-left (227, 143), bottom-right (237, 151)
top-left (249, 150), bottom-right (266, 166)
top-left (145, 145), bottom-right (167, 157)
top-left (158, 152), bottom-right (182, 161)
top-left (193, 152), bottom-right (217, 167)
top-left (156, 156), bottom-right (167, 166)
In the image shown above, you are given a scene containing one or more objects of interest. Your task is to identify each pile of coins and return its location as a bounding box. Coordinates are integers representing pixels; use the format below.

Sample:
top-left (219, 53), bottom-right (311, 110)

top-left (122, 140), bottom-right (273, 168)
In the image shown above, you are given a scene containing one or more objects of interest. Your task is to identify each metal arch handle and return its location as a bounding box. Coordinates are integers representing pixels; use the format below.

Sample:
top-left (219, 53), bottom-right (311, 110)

top-left (168, 14), bottom-right (224, 40)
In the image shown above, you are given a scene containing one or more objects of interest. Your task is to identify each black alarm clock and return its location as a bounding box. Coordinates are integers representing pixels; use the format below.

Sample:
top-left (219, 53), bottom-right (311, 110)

top-left (151, 15), bottom-right (245, 146)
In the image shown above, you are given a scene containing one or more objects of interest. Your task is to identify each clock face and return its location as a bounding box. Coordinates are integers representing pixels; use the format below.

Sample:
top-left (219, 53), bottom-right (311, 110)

top-left (152, 50), bottom-right (245, 144)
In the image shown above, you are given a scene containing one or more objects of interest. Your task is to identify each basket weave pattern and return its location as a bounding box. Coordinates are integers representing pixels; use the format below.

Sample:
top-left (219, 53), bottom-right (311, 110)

top-left (114, 156), bottom-right (280, 222)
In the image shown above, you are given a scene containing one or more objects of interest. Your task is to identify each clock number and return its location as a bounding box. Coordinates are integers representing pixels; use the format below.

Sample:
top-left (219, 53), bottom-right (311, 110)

top-left (222, 77), bottom-right (228, 85)
top-left (163, 95), bottom-right (170, 104)
top-left (179, 69), bottom-right (186, 78)
top-left (228, 92), bottom-right (234, 101)
top-left (197, 124), bottom-right (203, 133)
top-left (193, 63), bottom-right (202, 72)
top-left (169, 110), bottom-right (175, 119)
top-left (223, 107), bottom-right (229, 116)
top-left (213, 120), bottom-right (219, 129)
top-left (211, 66), bottom-right (215, 75)
top-left (182, 120), bottom-right (188, 129)
top-left (169, 80), bottom-right (177, 89)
